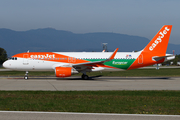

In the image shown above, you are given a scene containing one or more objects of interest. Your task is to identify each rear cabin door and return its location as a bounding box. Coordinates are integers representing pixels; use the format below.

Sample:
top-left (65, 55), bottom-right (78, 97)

top-left (138, 54), bottom-right (143, 64)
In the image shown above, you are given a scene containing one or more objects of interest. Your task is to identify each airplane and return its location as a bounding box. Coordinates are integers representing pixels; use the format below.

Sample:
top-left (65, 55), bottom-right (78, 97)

top-left (3, 25), bottom-right (175, 80)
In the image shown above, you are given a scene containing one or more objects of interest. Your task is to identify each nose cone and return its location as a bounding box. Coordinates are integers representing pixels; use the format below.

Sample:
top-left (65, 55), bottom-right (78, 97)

top-left (3, 61), bottom-right (9, 68)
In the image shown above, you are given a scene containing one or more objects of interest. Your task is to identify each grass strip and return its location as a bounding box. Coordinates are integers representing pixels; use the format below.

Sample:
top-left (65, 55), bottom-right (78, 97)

top-left (0, 90), bottom-right (180, 115)
top-left (0, 68), bottom-right (180, 77)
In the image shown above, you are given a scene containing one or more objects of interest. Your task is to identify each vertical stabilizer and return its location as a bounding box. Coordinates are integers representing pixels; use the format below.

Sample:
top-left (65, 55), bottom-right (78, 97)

top-left (143, 25), bottom-right (172, 56)
top-left (128, 25), bottom-right (172, 70)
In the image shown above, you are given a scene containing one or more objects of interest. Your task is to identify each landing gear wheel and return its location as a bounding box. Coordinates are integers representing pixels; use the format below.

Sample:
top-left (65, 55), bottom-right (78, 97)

top-left (24, 76), bottom-right (28, 80)
top-left (82, 74), bottom-right (89, 80)
top-left (24, 71), bottom-right (29, 80)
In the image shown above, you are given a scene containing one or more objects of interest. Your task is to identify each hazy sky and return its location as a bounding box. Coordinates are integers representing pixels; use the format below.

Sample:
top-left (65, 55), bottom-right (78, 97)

top-left (0, 0), bottom-right (180, 44)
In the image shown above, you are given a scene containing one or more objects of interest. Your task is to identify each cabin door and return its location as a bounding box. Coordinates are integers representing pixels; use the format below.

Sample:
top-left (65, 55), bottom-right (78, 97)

top-left (23, 54), bottom-right (29, 65)
top-left (138, 54), bottom-right (143, 64)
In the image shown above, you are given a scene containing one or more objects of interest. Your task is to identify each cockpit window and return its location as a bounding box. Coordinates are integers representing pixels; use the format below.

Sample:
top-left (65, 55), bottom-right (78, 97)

top-left (10, 57), bottom-right (17, 60)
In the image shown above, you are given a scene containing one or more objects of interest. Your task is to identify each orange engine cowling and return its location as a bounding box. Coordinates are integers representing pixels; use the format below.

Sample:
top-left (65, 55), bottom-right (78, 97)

top-left (55, 67), bottom-right (78, 77)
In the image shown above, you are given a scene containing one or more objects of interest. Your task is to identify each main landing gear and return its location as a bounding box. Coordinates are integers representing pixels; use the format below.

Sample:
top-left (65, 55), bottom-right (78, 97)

top-left (81, 74), bottom-right (89, 80)
top-left (24, 71), bottom-right (28, 80)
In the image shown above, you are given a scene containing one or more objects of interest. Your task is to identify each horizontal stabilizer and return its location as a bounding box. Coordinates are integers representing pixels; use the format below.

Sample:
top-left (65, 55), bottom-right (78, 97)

top-left (152, 55), bottom-right (175, 61)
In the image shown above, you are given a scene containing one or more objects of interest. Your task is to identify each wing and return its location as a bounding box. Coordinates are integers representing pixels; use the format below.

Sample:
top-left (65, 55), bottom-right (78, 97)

top-left (72, 48), bottom-right (119, 71)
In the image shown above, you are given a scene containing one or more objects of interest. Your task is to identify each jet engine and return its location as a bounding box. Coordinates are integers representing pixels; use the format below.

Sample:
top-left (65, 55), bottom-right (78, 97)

top-left (55, 67), bottom-right (78, 77)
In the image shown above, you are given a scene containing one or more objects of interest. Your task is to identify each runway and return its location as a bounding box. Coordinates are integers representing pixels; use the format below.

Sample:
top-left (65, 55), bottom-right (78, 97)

top-left (0, 77), bottom-right (180, 119)
top-left (0, 76), bottom-right (180, 90)
top-left (0, 111), bottom-right (180, 120)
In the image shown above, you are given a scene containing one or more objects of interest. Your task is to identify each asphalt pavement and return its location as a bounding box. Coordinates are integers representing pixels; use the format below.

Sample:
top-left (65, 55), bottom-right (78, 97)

top-left (0, 111), bottom-right (180, 120)
top-left (0, 76), bottom-right (180, 90)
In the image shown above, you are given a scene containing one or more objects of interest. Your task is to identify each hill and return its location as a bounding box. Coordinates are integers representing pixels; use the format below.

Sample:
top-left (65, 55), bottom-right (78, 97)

top-left (0, 28), bottom-right (178, 56)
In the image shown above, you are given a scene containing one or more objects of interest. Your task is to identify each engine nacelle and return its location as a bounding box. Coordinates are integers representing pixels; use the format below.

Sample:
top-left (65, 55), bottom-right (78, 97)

top-left (55, 67), bottom-right (78, 77)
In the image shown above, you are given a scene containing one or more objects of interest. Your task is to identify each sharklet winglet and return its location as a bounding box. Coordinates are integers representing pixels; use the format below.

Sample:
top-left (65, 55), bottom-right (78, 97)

top-left (72, 48), bottom-right (119, 67)
top-left (109, 48), bottom-right (119, 60)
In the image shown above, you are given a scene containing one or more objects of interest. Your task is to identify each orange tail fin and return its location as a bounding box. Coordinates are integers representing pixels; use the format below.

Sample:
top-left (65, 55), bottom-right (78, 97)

top-left (128, 25), bottom-right (172, 70)
top-left (143, 25), bottom-right (172, 56)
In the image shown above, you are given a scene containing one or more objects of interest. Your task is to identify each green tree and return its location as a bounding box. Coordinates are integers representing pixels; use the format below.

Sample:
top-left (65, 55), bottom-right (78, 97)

top-left (0, 47), bottom-right (7, 65)
top-left (174, 54), bottom-right (180, 65)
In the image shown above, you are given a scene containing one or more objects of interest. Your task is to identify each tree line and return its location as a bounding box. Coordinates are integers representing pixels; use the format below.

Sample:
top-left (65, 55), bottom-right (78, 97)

top-left (0, 47), bottom-right (7, 65)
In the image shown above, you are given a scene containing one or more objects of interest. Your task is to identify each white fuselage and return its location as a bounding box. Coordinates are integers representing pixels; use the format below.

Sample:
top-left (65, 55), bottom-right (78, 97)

top-left (3, 52), bottom-right (141, 71)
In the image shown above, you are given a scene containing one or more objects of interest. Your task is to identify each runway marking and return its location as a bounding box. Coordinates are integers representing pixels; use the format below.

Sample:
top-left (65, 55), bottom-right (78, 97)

top-left (0, 111), bottom-right (180, 117)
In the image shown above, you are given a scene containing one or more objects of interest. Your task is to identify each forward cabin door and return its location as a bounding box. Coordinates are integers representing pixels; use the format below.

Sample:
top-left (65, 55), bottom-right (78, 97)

top-left (23, 54), bottom-right (29, 65)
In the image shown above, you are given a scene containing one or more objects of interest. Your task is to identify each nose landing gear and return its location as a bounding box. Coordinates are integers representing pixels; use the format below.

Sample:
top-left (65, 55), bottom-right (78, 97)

top-left (24, 71), bottom-right (28, 80)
